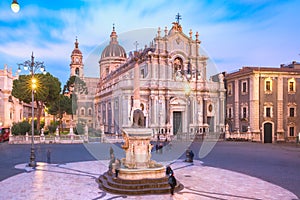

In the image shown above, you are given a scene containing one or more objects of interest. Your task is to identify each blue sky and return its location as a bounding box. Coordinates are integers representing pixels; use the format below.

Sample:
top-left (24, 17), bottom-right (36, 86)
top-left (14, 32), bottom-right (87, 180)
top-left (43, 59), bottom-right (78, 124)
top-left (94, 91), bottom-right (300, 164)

top-left (0, 0), bottom-right (299, 85)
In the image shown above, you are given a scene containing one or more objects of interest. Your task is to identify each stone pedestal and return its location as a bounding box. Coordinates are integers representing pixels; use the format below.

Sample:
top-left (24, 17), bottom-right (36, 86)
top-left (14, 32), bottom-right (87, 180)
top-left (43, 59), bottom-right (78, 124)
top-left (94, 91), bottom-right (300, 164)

top-left (122, 128), bottom-right (153, 169)
top-left (120, 128), bottom-right (165, 180)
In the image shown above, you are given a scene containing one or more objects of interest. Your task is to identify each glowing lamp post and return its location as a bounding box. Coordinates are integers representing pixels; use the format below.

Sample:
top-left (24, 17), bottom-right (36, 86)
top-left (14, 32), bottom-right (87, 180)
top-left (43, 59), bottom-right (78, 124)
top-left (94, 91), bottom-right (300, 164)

top-left (18, 52), bottom-right (46, 168)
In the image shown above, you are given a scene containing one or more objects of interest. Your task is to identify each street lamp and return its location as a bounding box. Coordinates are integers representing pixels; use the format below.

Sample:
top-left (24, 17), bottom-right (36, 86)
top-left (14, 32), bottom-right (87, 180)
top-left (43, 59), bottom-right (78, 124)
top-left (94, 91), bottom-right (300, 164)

top-left (11, 0), bottom-right (20, 13)
top-left (18, 52), bottom-right (46, 168)
top-left (184, 81), bottom-right (191, 141)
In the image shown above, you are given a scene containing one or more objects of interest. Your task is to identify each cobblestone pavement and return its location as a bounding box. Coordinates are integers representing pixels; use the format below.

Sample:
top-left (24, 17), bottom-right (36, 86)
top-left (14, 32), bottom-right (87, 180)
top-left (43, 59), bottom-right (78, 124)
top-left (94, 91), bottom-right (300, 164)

top-left (0, 160), bottom-right (298, 200)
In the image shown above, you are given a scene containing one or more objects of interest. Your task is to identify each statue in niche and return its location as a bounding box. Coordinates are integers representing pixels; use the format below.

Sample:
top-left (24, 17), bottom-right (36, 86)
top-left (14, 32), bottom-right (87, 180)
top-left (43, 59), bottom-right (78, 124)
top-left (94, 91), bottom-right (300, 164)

top-left (132, 109), bottom-right (145, 127)
top-left (174, 57), bottom-right (183, 81)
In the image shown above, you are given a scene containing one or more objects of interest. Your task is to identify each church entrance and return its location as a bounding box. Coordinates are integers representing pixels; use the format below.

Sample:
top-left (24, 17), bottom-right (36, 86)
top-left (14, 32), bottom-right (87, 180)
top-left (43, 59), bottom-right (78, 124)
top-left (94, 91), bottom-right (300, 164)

top-left (207, 117), bottom-right (214, 132)
top-left (173, 111), bottom-right (182, 135)
top-left (264, 123), bottom-right (272, 143)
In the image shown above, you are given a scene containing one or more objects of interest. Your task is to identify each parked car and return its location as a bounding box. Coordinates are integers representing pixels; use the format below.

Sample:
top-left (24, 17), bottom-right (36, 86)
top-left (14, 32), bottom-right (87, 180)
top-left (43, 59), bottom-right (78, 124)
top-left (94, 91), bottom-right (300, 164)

top-left (0, 127), bottom-right (10, 142)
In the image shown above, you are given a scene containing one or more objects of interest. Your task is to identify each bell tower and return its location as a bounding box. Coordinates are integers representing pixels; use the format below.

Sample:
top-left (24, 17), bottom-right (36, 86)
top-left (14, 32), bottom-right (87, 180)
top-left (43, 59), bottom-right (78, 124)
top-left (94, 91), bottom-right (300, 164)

top-left (70, 37), bottom-right (84, 78)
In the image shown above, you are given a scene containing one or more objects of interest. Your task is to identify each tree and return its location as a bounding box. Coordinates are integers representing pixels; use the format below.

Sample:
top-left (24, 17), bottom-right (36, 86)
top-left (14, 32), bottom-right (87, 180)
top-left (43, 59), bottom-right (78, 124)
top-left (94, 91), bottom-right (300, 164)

top-left (47, 94), bottom-right (72, 133)
top-left (63, 75), bottom-right (88, 117)
top-left (12, 73), bottom-right (61, 133)
top-left (11, 121), bottom-right (31, 135)
top-left (63, 75), bottom-right (88, 95)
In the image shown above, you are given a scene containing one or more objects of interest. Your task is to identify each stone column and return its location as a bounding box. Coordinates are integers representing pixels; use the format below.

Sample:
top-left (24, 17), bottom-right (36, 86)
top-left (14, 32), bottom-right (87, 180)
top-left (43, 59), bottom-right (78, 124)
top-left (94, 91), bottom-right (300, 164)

top-left (249, 73), bottom-right (260, 141)
top-left (234, 79), bottom-right (240, 133)
top-left (219, 97), bottom-right (225, 127)
top-left (150, 94), bottom-right (155, 126)
top-left (203, 97), bottom-right (207, 124)
top-left (203, 96), bottom-right (208, 133)
top-left (197, 96), bottom-right (203, 125)
top-left (277, 76), bottom-right (284, 141)
top-left (165, 94), bottom-right (170, 124)
top-left (123, 95), bottom-right (130, 127)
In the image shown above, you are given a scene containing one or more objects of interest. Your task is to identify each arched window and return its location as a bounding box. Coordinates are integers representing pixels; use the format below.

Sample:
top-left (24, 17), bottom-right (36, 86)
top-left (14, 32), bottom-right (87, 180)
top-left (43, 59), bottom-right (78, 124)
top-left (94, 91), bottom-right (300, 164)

top-left (75, 68), bottom-right (80, 76)
top-left (80, 108), bottom-right (85, 116)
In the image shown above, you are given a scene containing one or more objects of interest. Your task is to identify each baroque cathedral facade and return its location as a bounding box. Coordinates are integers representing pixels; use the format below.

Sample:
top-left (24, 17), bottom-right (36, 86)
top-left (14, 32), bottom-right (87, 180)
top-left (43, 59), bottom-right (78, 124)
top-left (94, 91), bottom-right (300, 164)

top-left (92, 20), bottom-right (226, 137)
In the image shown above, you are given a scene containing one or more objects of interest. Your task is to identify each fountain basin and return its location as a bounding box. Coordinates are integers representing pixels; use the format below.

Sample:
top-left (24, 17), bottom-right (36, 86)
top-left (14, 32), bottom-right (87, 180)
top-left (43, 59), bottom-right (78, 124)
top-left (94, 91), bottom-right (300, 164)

top-left (118, 166), bottom-right (166, 180)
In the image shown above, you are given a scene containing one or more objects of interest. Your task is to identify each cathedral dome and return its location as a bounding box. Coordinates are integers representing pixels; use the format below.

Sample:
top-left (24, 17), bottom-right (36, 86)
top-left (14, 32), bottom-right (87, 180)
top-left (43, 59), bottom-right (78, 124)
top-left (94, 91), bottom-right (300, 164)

top-left (101, 43), bottom-right (126, 59)
top-left (101, 26), bottom-right (126, 59)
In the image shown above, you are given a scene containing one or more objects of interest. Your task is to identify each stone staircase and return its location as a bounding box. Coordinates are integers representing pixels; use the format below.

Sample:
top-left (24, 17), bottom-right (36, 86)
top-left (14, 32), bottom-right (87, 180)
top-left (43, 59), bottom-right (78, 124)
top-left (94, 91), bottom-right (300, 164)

top-left (97, 171), bottom-right (183, 195)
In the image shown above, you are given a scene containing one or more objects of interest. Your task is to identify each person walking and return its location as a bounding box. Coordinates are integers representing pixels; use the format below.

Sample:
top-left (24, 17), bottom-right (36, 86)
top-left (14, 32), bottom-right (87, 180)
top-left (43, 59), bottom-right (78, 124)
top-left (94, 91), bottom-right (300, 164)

top-left (166, 165), bottom-right (173, 176)
top-left (168, 171), bottom-right (177, 195)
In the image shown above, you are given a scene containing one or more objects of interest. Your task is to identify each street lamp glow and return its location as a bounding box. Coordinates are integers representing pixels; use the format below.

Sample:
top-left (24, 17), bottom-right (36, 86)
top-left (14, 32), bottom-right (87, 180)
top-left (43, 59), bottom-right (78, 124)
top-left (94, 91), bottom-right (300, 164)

top-left (17, 52), bottom-right (46, 168)
top-left (32, 78), bottom-right (37, 90)
top-left (11, 0), bottom-right (20, 13)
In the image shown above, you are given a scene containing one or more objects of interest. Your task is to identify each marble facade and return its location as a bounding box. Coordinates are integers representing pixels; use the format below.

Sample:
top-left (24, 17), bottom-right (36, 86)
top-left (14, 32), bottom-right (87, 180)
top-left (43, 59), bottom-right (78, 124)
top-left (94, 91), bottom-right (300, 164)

top-left (94, 20), bottom-right (226, 138)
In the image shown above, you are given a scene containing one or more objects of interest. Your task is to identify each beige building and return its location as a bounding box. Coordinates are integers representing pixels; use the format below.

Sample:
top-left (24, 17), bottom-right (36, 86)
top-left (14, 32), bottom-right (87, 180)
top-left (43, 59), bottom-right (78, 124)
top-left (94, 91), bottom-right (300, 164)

top-left (94, 21), bottom-right (226, 137)
top-left (225, 61), bottom-right (300, 143)
top-left (0, 65), bottom-right (26, 128)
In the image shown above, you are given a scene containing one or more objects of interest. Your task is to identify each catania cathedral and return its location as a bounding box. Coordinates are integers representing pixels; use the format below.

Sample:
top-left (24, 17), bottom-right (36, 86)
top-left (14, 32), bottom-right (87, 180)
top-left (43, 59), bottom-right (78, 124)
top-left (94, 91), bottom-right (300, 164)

top-left (69, 18), bottom-right (226, 137)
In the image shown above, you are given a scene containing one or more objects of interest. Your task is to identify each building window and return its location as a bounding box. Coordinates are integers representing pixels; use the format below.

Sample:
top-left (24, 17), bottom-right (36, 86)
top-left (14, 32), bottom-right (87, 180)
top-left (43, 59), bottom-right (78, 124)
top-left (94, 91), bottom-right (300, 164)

top-left (289, 126), bottom-right (295, 137)
top-left (266, 107), bottom-right (271, 117)
top-left (228, 107), bottom-right (232, 118)
top-left (80, 108), bottom-right (85, 116)
top-left (242, 107), bottom-right (247, 118)
top-left (227, 83), bottom-right (232, 96)
top-left (266, 81), bottom-right (271, 91)
top-left (289, 107), bottom-right (295, 117)
top-left (75, 68), bottom-right (79, 76)
top-left (288, 78), bottom-right (296, 93)
top-left (141, 69), bottom-right (145, 78)
top-left (241, 125), bottom-right (248, 132)
top-left (241, 80), bottom-right (247, 94)
top-left (240, 106), bottom-right (248, 120)
top-left (88, 109), bottom-right (92, 116)
top-left (8, 95), bottom-right (13, 102)
top-left (264, 78), bottom-right (272, 93)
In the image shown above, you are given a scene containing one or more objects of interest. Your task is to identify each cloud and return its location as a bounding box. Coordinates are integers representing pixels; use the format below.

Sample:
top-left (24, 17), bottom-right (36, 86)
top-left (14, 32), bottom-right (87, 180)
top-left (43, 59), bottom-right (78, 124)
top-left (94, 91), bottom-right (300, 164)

top-left (0, 0), bottom-right (299, 82)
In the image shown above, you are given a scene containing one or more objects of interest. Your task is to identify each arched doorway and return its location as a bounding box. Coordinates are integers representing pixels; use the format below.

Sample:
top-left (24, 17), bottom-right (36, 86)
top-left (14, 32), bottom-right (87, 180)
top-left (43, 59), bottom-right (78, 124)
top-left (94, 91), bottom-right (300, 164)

top-left (264, 123), bottom-right (272, 143)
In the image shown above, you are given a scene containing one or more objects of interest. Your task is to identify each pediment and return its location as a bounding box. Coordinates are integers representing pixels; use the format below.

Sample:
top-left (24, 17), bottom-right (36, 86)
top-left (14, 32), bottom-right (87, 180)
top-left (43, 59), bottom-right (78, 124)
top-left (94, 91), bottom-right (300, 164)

top-left (170, 97), bottom-right (187, 105)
